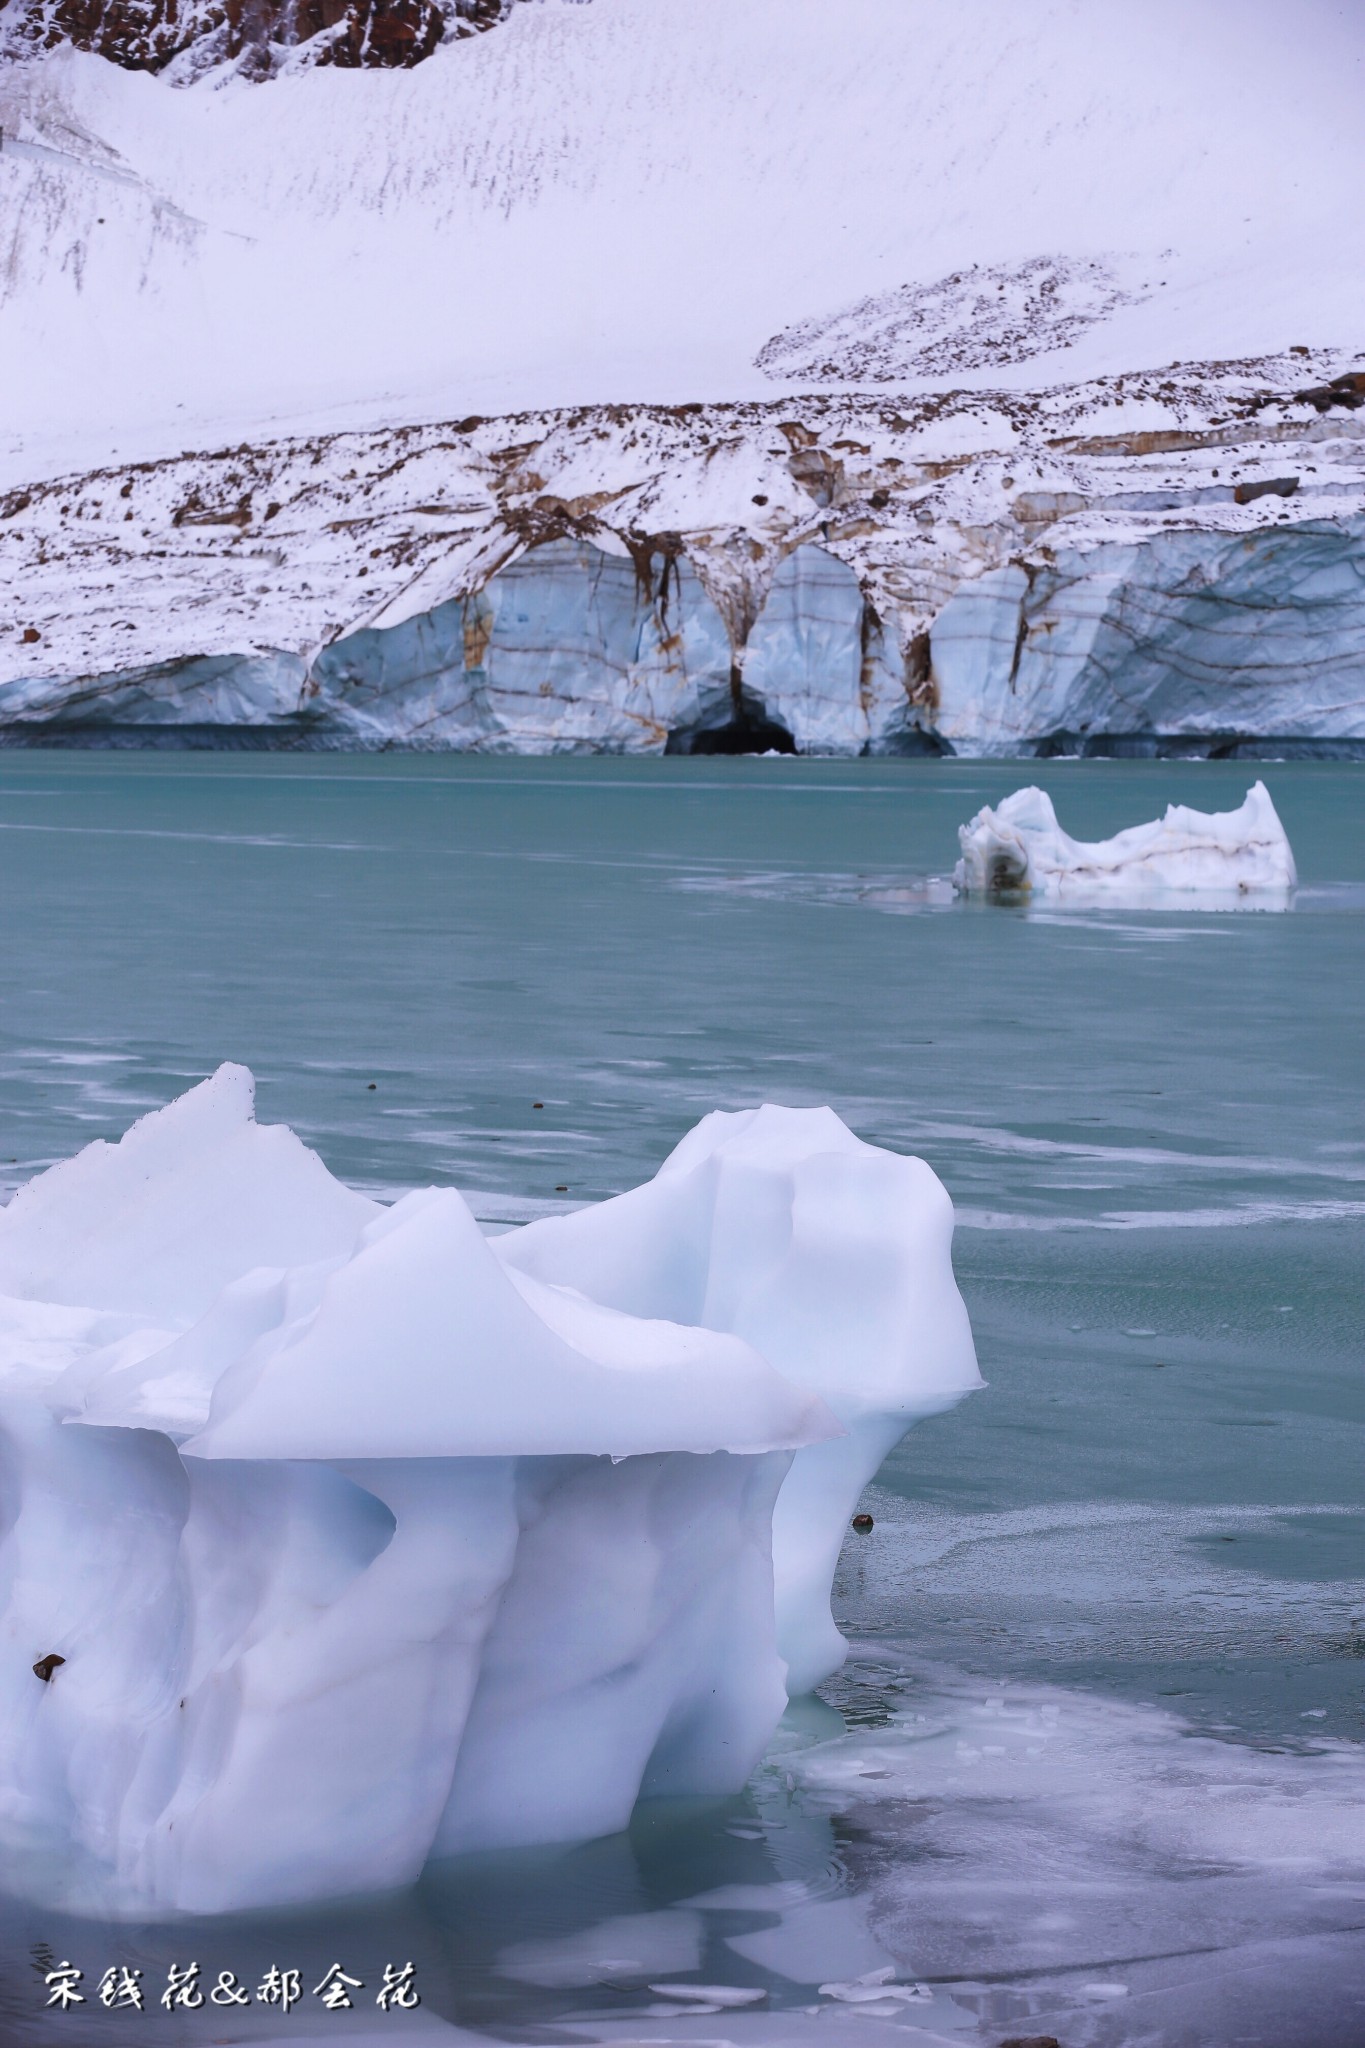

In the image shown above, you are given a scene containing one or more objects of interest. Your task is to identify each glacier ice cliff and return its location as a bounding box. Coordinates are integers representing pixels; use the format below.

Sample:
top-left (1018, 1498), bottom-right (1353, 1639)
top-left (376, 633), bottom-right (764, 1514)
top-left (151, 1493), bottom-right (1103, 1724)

top-left (0, 1070), bottom-right (979, 1913)
top-left (311, 535), bottom-right (733, 753)
top-left (3, 387), bottom-right (1362, 758)
top-left (930, 517), bottom-right (1365, 758)
top-left (954, 779), bottom-right (1296, 903)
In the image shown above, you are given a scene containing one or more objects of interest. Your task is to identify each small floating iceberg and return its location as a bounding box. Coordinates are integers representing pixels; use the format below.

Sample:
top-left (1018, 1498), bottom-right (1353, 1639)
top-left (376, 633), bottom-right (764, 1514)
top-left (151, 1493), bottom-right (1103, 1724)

top-left (0, 1069), bottom-right (978, 1913)
top-left (953, 781), bottom-right (1296, 903)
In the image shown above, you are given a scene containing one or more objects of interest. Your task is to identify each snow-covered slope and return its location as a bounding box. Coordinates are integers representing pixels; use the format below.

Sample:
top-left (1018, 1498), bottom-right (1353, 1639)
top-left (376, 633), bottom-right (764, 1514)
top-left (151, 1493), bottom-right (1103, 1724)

top-left (4, 0), bottom-right (1362, 465)
top-left (1, 0), bottom-right (1362, 751)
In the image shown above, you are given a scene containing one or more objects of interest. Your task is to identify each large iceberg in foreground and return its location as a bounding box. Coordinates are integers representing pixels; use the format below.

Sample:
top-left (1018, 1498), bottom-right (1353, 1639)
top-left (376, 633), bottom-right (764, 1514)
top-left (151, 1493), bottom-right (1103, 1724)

top-left (953, 780), bottom-right (1296, 902)
top-left (0, 1071), bottom-right (979, 1914)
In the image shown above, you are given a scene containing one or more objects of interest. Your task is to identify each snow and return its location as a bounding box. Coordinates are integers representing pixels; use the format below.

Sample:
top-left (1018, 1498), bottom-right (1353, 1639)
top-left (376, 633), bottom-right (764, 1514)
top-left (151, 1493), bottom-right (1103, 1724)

top-left (954, 779), bottom-right (1297, 902)
top-left (757, 256), bottom-right (1158, 385)
top-left (1, 0), bottom-right (1362, 473)
top-left (0, 1070), bottom-right (978, 1911)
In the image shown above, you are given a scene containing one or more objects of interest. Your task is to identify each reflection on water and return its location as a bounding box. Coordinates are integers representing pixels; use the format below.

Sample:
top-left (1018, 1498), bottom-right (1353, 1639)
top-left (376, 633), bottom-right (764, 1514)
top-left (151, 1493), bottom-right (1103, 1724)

top-left (5, 1635), bottom-right (1362, 2045)
top-left (672, 867), bottom-right (961, 915)
top-left (0, 1786), bottom-right (867, 2043)
top-left (0, 755), bottom-right (1361, 2045)
top-left (671, 869), bottom-right (1365, 920)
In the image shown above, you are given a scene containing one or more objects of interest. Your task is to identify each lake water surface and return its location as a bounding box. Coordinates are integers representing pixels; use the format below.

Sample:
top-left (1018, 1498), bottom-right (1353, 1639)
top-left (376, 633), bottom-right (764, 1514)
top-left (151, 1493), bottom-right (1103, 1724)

top-left (1, 755), bottom-right (1361, 2047)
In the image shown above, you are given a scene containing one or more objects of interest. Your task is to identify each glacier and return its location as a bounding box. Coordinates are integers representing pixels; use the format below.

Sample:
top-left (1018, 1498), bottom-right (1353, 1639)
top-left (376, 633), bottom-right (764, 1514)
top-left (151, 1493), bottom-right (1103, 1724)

top-left (929, 516), bottom-right (1365, 759)
top-left (953, 779), bottom-right (1297, 903)
top-left (7, 509), bottom-right (1363, 757)
top-left (1, 0), bottom-right (1363, 756)
top-left (311, 535), bottom-right (733, 754)
top-left (0, 1069), bottom-right (979, 1914)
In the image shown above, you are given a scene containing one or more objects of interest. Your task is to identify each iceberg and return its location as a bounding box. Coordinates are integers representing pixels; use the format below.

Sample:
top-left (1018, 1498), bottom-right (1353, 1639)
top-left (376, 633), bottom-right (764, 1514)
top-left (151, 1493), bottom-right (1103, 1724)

top-left (953, 780), bottom-right (1296, 903)
top-left (497, 1103), bottom-right (981, 1694)
top-left (0, 1070), bottom-right (978, 1913)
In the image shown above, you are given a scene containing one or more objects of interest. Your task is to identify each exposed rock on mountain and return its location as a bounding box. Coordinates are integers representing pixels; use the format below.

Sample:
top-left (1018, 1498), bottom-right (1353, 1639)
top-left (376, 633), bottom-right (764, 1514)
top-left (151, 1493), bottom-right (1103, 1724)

top-left (0, 0), bottom-right (519, 80)
top-left (756, 258), bottom-right (1155, 385)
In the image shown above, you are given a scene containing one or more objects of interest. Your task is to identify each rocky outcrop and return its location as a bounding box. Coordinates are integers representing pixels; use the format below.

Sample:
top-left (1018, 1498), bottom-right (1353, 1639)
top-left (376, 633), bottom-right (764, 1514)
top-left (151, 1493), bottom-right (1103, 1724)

top-left (0, 0), bottom-right (520, 80)
top-left (756, 257), bottom-right (1151, 385)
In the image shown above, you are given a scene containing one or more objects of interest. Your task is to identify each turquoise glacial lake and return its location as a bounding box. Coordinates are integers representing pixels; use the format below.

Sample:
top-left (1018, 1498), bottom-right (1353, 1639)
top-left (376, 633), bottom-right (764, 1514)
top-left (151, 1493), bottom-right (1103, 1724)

top-left (0, 754), bottom-right (1361, 2046)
